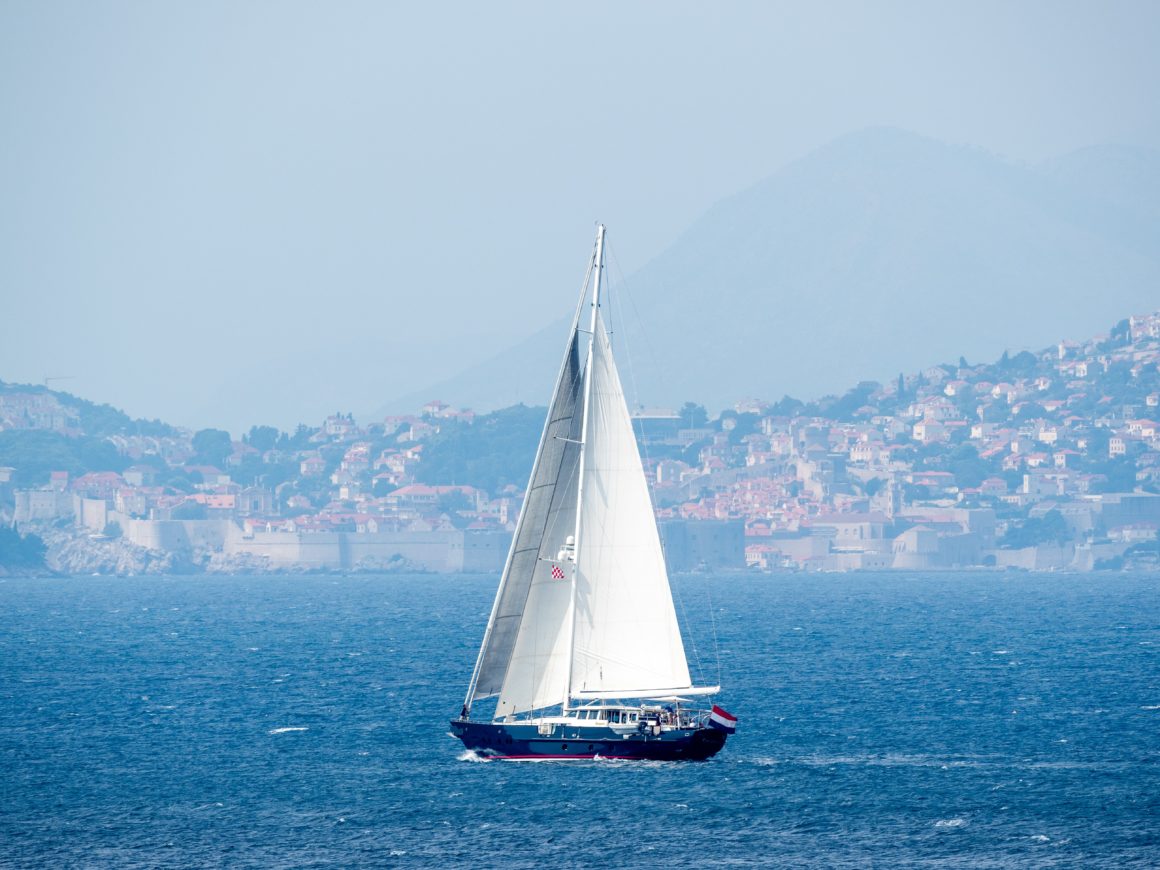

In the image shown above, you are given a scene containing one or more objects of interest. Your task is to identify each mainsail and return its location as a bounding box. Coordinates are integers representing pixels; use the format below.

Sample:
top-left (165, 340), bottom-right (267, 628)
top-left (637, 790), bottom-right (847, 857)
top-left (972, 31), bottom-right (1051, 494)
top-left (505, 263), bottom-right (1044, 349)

top-left (570, 313), bottom-right (693, 699)
top-left (465, 225), bottom-right (710, 720)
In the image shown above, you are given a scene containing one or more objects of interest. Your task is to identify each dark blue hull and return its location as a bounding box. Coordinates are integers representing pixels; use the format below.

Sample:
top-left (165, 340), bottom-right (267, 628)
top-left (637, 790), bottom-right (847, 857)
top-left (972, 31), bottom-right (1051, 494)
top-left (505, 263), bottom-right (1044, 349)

top-left (450, 718), bottom-right (728, 761)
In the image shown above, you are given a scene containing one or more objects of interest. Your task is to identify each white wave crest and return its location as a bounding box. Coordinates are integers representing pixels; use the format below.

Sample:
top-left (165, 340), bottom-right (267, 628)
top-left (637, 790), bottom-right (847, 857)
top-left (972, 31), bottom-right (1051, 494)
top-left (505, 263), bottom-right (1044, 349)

top-left (934, 818), bottom-right (967, 828)
top-left (268, 726), bottom-right (309, 735)
top-left (457, 749), bottom-right (491, 763)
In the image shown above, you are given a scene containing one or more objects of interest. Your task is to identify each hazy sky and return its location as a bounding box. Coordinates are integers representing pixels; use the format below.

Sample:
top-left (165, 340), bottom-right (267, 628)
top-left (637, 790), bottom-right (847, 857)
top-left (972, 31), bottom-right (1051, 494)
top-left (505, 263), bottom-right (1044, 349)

top-left (3, 1), bottom-right (1158, 434)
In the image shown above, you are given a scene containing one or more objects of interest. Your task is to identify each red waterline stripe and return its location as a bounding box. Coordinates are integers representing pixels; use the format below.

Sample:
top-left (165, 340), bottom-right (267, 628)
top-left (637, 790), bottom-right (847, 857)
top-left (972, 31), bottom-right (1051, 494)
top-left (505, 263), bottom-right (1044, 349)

top-left (495, 754), bottom-right (634, 760)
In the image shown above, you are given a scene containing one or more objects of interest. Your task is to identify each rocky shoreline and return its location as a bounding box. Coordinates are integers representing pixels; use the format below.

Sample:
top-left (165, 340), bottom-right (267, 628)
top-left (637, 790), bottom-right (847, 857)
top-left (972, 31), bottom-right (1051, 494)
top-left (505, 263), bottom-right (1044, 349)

top-left (8, 523), bottom-right (433, 577)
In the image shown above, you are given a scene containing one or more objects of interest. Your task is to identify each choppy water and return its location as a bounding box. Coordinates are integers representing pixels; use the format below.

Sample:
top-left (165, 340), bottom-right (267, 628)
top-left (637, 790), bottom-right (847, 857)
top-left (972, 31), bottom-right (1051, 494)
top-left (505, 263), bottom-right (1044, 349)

top-left (1, 572), bottom-right (1158, 868)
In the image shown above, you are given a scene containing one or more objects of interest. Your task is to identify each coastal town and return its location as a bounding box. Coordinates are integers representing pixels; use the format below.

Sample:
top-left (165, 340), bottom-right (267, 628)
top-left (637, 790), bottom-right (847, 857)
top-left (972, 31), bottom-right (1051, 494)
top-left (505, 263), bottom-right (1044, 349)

top-left (4, 311), bottom-right (1160, 575)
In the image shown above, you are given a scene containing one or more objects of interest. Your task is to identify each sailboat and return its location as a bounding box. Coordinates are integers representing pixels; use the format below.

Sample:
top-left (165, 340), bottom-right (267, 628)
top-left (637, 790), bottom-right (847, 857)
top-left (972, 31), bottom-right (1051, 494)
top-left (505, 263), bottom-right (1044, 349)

top-left (451, 225), bottom-right (736, 761)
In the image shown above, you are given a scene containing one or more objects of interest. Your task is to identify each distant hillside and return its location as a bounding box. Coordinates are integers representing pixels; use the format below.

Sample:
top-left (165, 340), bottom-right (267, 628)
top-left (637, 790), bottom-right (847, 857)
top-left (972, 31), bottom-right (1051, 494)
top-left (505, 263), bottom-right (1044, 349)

top-left (398, 308), bottom-right (1160, 498)
top-left (0, 381), bottom-right (177, 440)
top-left (0, 381), bottom-right (178, 487)
top-left (412, 404), bottom-right (545, 494)
top-left (384, 128), bottom-right (1160, 414)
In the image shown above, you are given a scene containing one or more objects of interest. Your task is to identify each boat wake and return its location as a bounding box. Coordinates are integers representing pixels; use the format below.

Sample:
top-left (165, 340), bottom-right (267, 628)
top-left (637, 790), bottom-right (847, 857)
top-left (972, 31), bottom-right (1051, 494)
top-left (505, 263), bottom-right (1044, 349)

top-left (457, 749), bottom-right (491, 763)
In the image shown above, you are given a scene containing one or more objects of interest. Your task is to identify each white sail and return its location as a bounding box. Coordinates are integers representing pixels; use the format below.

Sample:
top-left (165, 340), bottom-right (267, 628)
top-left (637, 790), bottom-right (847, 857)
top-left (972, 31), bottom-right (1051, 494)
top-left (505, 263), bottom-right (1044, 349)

top-left (493, 413), bottom-right (583, 716)
top-left (473, 330), bottom-right (586, 715)
top-left (465, 225), bottom-right (712, 722)
top-left (570, 314), bottom-right (695, 698)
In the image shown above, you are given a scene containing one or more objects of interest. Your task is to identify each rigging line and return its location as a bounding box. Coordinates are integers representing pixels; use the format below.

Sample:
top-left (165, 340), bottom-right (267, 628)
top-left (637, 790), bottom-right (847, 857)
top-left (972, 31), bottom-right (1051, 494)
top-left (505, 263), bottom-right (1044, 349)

top-left (605, 243), bottom-right (649, 479)
top-left (671, 563), bottom-right (707, 687)
top-left (606, 244), bottom-right (678, 412)
top-left (605, 243), bottom-right (655, 475)
top-left (707, 581), bottom-right (722, 688)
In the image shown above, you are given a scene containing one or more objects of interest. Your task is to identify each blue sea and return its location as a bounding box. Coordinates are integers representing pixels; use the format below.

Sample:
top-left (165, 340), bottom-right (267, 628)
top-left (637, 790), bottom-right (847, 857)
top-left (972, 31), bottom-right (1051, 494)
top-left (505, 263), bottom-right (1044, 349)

top-left (1, 572), bottom-right (1158, 868)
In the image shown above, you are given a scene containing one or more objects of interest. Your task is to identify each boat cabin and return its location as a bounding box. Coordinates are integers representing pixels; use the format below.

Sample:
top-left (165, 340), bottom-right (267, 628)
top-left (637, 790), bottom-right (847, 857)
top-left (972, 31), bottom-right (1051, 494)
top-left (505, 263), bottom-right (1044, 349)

top-left (568, 706), bottom-right (641, 725)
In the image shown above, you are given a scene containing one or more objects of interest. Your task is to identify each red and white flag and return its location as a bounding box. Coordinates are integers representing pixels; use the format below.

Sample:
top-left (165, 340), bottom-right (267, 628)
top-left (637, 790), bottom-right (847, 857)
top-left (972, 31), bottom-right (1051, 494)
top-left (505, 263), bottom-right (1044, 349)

top-left (550, 564), bottom-right (565, 580)
top-left (708, 704), bottom-right (737, 734)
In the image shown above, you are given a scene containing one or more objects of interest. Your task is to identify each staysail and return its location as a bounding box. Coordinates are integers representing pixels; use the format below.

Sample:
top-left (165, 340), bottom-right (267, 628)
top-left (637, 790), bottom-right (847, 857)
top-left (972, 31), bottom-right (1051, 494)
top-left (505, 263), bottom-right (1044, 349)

top-left (472, 330), bottom-right (585, 715)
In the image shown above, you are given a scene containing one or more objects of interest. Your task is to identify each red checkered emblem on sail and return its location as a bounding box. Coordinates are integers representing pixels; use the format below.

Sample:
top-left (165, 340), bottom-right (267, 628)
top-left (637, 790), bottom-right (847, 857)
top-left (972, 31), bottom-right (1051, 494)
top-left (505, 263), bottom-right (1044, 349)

top-left (550, 564), bottom-right (565, 580)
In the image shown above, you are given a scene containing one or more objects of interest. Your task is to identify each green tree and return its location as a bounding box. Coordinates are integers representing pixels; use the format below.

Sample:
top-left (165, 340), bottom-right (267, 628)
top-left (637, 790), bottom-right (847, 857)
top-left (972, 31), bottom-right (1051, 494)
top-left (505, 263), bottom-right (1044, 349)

top-left (826, 383), bottom-right (877, 421)
top-left (725, 412), bottom-right (760, 442)
top-left (1010, 350), bottom-right (1039, 373)
top-left (277, 424), bottom-right (317, 450)
top-left (0, 430), bottom-right (128, 487)
top-left (770, 395), bottom-right (804, 417)
top-left (229, 455), bottom-right (268, 487)
top-left (999, 509), bottom-right (1070, 548)
top-left (946, 443), bottom-right (991, 489)
top-left (437, 490), bottom-right (474, 513)
top-left (191, 429), bottom-right (232, 467)
top-left (1014, 402), bottom-right (1046, 421)
top-left (257, 460), bottom-right (298, 491)
top-left (0, 526), bottom-right (47, 570)
top-left (244, 425), bottom-right (280, 452)
top-left (679, 402), bottom-right (708, 429)
top-left (415, 404), bottom-right (545, 494)
top-left (1110, 318), bottom-right (1130, 346)
top-left (1090, 457), bottom-right (1137, 493)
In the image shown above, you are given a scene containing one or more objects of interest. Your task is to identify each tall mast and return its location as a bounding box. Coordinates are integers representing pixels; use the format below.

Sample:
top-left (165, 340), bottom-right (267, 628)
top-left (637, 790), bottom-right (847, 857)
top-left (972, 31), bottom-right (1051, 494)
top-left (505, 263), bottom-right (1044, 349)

top-left (562, 223), bottom-right (605, 710)
top-left (460, 244), bottom-right (594, 719)
top-left (588, 224), bottom-right (605, 338)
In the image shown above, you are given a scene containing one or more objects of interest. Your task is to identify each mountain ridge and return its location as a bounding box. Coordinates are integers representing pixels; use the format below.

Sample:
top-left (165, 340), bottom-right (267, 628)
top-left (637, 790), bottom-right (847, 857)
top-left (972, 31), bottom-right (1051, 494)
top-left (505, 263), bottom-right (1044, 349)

top-left (379, 128), bottom-right (1160, 416)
